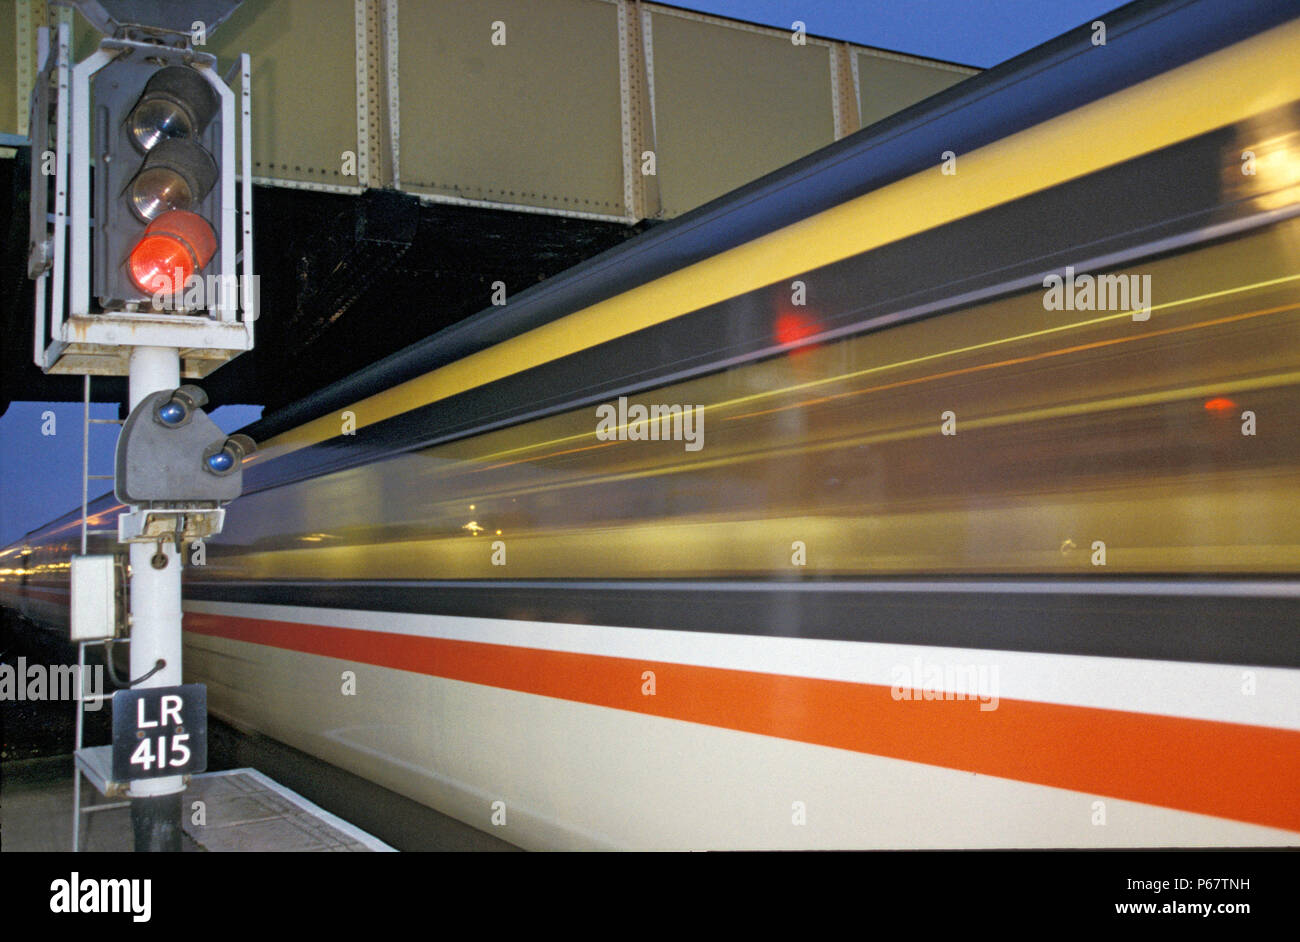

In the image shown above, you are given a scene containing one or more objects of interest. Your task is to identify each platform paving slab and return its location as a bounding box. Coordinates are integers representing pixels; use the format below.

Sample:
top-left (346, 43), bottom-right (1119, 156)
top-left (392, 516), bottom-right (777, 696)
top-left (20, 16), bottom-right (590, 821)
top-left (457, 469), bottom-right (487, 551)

top-left (1, 756), bottom-right (392, 851)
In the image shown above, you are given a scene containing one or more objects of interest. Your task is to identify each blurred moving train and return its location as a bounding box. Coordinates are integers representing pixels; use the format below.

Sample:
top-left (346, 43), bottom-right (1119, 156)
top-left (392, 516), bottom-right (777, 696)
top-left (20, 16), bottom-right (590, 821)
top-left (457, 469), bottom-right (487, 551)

top-left (4, 0), bottom-right (1300, 848)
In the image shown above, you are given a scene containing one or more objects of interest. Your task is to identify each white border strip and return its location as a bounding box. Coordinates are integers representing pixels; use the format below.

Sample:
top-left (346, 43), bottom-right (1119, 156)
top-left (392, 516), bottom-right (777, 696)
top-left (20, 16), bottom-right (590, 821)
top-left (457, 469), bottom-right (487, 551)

top-left (186, 599), bottom-right (1300, 731)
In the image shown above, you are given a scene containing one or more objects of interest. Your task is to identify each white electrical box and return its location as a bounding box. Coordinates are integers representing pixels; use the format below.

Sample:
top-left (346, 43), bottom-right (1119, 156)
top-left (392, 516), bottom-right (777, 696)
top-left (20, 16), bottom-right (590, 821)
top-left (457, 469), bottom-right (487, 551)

top-left (70, 555), bottom-right (116, 641)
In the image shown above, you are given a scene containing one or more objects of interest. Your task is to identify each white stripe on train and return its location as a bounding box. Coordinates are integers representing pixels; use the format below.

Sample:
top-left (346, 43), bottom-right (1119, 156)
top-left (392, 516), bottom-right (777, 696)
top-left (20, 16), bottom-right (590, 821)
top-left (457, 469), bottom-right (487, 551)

top-left (184, 599), bottom-right (1300, 730)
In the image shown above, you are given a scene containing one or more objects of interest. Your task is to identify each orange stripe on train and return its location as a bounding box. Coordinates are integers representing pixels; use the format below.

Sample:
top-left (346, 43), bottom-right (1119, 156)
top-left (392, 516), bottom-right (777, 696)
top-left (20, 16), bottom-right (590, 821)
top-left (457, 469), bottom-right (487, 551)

top-left (185, 611), bottom-right (1300, 833)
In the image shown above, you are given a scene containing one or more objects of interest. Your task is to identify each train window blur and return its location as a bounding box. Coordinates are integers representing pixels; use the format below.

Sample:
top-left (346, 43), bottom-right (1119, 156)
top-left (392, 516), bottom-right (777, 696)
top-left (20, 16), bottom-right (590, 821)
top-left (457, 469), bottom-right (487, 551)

top-left (203, 217), bottom-right (1300, 579)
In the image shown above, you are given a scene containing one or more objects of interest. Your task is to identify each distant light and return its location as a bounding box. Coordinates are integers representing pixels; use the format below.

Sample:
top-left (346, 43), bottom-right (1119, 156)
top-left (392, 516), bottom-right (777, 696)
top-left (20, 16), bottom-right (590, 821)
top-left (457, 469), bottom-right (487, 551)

top-left (1204, 397), bottom-right (1237, 413)
top-left (775, 311), bottom-right (819, 347)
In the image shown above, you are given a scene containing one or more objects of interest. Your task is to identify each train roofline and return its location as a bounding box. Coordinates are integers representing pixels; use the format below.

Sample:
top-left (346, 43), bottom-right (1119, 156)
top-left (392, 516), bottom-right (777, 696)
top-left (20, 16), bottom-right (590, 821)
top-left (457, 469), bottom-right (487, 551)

top-left (241, 0), bottom-right (1300, 444)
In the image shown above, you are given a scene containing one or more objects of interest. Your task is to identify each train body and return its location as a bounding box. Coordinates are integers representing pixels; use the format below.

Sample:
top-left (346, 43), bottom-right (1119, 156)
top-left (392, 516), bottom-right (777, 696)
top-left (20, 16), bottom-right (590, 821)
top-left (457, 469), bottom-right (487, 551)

top-left (4, 0), bottom-right (1300, 848)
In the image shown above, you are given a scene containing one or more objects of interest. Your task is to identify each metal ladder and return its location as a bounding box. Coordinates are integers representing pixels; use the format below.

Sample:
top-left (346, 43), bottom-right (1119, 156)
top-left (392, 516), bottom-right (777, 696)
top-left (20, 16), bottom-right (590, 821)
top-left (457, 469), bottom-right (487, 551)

top-left (71, 375), bottom-right (128, 852)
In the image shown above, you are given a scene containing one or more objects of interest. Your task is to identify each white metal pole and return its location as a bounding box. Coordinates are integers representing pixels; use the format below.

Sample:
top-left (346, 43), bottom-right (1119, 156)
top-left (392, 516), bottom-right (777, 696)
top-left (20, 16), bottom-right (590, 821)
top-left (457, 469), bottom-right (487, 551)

top-left (126, 347), bottom-right (185, 813)
top-left (81, 375), bottom-right (89, 556)
top-left (73, 374), bottom-right (89, 850)
top-left (72, 638), bottom-right (85, 852)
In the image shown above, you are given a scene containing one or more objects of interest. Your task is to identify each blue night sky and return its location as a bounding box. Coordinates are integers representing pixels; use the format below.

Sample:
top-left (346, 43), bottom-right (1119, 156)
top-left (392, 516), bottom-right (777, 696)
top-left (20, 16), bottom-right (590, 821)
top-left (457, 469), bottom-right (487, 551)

top-left (0, 0), bottom-right (1125, 547)
top-left (0, 403), bottom-right (263, 546)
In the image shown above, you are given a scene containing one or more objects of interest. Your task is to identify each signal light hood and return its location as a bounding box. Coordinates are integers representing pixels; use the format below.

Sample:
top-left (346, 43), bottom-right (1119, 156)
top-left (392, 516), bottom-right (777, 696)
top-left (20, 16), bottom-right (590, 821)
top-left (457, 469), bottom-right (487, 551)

top-left (59, 1), bottom-right (245, 42)
top-left (126, 66), bottom-right (220, 153)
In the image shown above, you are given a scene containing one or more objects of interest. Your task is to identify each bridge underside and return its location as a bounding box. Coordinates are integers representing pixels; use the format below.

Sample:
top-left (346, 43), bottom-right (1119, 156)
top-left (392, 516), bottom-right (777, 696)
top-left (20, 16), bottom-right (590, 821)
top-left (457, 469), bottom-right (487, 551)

top-left (0, 153), bottom-right (646, 418)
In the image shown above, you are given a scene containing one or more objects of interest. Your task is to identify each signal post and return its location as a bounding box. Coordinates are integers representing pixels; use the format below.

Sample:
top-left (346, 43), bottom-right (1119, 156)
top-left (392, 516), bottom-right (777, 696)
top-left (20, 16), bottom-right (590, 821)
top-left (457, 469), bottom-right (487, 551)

top-left (28, 1), bottom-right (256, 851)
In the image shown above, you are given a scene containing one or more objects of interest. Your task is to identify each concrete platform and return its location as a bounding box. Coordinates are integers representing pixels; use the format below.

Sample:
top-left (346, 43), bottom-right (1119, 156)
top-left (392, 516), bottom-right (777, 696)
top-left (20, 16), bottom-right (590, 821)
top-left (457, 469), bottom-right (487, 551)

top-left (1, 756), bottom-right (392, 851)
top-left (183, 768), bottom-right (392, 851)
top-left (1, 610), bottom-right (518, 851)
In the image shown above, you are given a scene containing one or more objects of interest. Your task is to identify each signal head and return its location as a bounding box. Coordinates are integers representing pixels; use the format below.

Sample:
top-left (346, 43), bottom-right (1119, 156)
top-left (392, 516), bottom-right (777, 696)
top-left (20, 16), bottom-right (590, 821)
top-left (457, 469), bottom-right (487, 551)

top-left (202, 434), bottom-right (257, 476)
top-left (92, 56), bottom-right (233, 312)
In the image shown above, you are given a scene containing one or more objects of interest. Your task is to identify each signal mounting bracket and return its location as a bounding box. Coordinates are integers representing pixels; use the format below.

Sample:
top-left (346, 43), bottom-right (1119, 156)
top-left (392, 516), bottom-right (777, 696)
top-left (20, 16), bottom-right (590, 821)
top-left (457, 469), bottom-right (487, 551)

top-left (117, 506), bottom-right (226, 544)
top-left (100, 36), bottom-right (218, 67)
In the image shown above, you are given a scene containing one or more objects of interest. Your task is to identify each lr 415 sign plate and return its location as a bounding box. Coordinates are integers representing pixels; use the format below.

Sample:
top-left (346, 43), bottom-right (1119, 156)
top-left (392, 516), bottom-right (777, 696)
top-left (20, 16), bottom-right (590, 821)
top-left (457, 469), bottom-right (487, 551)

top-left (112, 684), bottom-right (207, 780)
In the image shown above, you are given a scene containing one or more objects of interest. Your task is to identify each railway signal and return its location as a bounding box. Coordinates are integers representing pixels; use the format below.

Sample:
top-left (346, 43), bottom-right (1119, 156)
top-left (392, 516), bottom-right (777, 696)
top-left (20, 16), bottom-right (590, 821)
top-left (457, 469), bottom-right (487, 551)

top-left (96, 61), bottom-right (223, 309)
top-left (28, 0), bottom-right (254, 373)
top-left (27, 0), bottom-right (254, 854)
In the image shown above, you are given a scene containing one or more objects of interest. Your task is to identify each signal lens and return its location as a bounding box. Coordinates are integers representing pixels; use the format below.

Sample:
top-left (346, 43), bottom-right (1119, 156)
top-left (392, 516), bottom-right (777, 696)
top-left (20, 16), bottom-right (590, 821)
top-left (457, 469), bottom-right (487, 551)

top-left (126, 66), bottom-right (220, 154)
top-left (129, 167), bottom-right (194, 222)
top-left (127, 210), bottom-right (217, 295)
top-left (157, 401), bottom-right (187, 426)
top-left (202, 434), bottom-right (256, 475)
top-left (128, 138), bottom-right (218, 222)
top-left (129, 99), bottom-right (194, 152)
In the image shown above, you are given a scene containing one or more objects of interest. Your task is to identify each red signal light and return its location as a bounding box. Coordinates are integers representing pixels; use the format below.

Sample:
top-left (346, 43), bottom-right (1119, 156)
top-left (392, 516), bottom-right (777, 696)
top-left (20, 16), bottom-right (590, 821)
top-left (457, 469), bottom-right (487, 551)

top-left (1203, 397), bottom-right (1237, 414)
top-left (775, 311), bottom-right (820, 347)
top-left (127, 210), bottom-right (217, 295)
